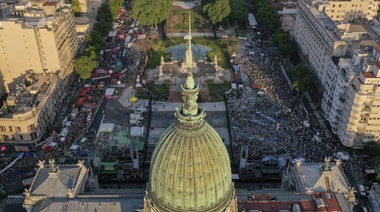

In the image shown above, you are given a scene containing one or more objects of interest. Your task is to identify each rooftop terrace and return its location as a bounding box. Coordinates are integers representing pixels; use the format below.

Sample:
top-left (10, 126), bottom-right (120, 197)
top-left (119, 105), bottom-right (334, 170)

top-left (0, 72), bottom-right (57, 118)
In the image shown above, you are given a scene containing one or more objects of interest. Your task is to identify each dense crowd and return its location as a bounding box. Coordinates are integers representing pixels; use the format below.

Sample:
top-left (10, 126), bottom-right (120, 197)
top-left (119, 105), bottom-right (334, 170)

top-left (1, 4), bottom-right (152, 187)
top-left (228, 37), bottom-right (344, 164)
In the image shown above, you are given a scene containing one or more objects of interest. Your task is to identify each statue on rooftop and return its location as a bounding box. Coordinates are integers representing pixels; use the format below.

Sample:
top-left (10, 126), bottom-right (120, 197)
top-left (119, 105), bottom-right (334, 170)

top-left (49, 158), bottom-right (58, 173)
top-left (323, 156), bottom-right (331, 171)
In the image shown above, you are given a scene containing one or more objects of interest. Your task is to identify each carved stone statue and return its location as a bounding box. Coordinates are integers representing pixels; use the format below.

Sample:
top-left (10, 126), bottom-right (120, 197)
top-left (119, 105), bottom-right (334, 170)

top-left (49, 159), bottom-right (58, 173)
top-left (38, 160), bottom-right (45, 169)
top-left (160, 55), bottom-right (165, 65)
top-left (214, 55), bottom-right (218, 67)
top-left (323, 156), bottom-right (330, 171)
top-left (335, 158), bottom-right (342, 167)
top-left (344, 187), bottom-right (356, 204)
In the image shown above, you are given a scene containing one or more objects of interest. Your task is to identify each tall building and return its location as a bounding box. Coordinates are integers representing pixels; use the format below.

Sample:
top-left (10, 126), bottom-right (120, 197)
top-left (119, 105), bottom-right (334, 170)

top-left (295, 0), bottom-right (380, 146)
top-left (334, 46), bottom-right (380, 146)
top-left (0, 0), bottom-right (78, 92)
top-left (143, 18), bottom-right (237, 211)
top-left (0, 0), bottom-right (78, 148)
top-left (316, 0), bottom-right (380, 21)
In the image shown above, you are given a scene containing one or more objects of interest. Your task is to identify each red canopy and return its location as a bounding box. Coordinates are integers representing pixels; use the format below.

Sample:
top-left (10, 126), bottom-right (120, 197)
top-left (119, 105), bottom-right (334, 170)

top-left (76, 97), bottom-right (84, 105)
top-left (79, 88), bottom-right (89, 97)
top-left (252, 84), bottom-right (259, 89)
top-left (44, 146), bottom-right (53, 152)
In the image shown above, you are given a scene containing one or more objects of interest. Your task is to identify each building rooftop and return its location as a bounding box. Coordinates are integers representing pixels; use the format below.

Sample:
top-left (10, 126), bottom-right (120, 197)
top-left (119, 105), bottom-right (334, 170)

top-left (1, 72), bottom-right (57, 118)
top-left (293, 162), bottom-right (351, 193)
top-left (238, 192), bottom-right (341, 212)
top-left (362, 71), bottom-right (377, 78)
top-left (30, 165), bottom-right (82, 197)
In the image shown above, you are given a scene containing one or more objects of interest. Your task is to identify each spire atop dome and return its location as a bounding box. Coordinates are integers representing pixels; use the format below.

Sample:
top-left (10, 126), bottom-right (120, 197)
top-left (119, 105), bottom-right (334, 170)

top-left (187, 12), bottom-right (193, 72)
top-left (181, 12), bottom-right (199, 117)
top-left (185, 12), bottom-right (195, 90)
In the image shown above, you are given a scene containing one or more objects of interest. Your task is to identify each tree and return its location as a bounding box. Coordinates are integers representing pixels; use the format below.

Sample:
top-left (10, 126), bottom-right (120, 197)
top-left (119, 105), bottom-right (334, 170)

top-left (74, 55), bottom-right (96, 79)
top-left (202, 0), bottom-right (231, 25)
top-left (290, 64), bottom-right (314, 93)
top-left (228, 0), bottom-right (248, 24)
top-left (131, 0), bottom-right (173, 26)
top-left (71, 0), bottom-right (81, 16)
top-left (255, 4), bottom-right (281, 34)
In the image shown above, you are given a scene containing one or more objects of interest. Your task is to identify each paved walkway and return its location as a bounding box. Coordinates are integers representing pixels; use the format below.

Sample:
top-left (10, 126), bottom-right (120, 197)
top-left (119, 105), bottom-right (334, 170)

top-left (166, 32), bottom-right (222, 37)
top-left (152, 101), bottom-right (226, 112)
top-left (172, 1), bottom-right (200, 9)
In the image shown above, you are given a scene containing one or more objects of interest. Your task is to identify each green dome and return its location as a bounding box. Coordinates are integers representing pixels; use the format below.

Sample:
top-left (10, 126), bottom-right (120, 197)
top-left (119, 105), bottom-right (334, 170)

top-left (148, 108), bottom-right (234, 211)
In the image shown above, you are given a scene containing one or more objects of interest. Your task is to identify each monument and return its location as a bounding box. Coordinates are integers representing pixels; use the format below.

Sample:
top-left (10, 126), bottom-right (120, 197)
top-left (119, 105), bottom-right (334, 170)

top-left (149, 13), bottom-right (229, 89)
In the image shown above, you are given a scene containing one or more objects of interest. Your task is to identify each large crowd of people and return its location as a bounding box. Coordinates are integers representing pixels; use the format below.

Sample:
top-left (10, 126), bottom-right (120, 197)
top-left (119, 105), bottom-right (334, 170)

top-left (228, 36), bottom-right (344, 165)
top-left (0, 3), bottom-right (152, 189)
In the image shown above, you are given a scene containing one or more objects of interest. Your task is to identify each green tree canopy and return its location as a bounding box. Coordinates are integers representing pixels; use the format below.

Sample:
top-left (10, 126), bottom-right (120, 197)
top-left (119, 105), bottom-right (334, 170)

top-left (290, 63), bottom-right (314, 93)
top-left (272, 29), bottom-right (297, 59)
top-left (131, 0), bottom-right (173, 26)
top-left (256, 4), bottom-right (281, 34)
top-left (202, 0), bottom-right (231, 25)
top-left (364, 142), bottom-right (380, 181)
top-left (74, 55), bottom-right (96, 79)
top-left (227, 0), bottom-right (248, 24)
top-left (71, 0), bottom-right (81, 16)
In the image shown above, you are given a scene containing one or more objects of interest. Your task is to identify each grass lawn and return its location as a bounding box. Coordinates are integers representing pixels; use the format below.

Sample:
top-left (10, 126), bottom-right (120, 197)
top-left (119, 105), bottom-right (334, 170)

top-left (167, 7), bottom-right (210, 32)
top-left (208, 83), bottom-right (230, 101)
top-left (148, 82), bottom-right (170, 100)
top-left (235, 28), bottom-right (247, 37)
top-left (134, 87), bottom-right (149, 99)
top-left (147, 37), bottom-right (230, 69)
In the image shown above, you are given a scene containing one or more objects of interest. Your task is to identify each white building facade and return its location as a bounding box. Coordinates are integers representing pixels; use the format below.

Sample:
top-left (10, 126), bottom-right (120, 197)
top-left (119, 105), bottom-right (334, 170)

top-left (295, 0), bottom-right (380, 147)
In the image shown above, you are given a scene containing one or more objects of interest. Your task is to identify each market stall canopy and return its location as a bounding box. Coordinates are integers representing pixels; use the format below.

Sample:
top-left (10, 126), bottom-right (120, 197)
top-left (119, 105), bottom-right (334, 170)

top-left (58, 157), bottom-right (67, 164)
top-left (130, 96), bottom-right (138, 103)
top-left (44, 146), bottom-right (53, 152)
top-left (64, 151), bottom-right (72, 157)
top-left (69, 144), bottom-right (79, 150)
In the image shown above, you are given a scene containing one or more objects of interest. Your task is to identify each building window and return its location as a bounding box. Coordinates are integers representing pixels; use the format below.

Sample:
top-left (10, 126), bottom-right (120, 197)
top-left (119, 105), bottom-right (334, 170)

top-left (20, 135), bottom-right (23, 140)
top-left (8, 126), bottom-right (12, 132)
top-left (0, 126), bottom-right (5, 132)
top-left (17, 127), bottom-right (21, 132)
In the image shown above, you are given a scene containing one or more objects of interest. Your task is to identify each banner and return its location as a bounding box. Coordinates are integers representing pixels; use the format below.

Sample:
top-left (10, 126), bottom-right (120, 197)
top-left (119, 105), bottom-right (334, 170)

top-left (0, 153), bottom-right (24, 175)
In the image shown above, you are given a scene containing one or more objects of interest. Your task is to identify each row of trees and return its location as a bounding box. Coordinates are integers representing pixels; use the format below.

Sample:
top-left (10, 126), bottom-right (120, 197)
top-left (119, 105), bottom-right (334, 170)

top-left (74, 0), bottom-right (124, 79)
top-left (130, 0), bottom-right (248, 26)
top-left (289, 64), bottom-right (314, 94)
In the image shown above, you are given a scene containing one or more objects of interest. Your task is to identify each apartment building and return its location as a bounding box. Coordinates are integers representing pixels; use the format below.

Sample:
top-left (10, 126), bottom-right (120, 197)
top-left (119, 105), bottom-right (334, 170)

top-left (335, 47), bottom-right (380, 147)
top-left (0, 71), bottom-right (70, 149)
top-left (0, 0), bottom-right (78, 92)
top-left (317, 0), bottom-right (380, 21)
top-left (295, 0), bottom-right (380, 146)
top-left (295, 0), bottom-right (347, 91)
top-left (0, 0), bottom-right (78, 148)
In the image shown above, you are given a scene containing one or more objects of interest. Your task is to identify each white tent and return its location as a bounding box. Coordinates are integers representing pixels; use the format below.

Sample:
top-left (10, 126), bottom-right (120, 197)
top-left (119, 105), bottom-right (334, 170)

top-left (70, 144), bottom-right (79, 150)
top-left (105, 88), bottom-right (115, 97)
top-left (80, 138), bottom-right (87, 143)
top-left (248, 13), bottom-right (258, 28)
top-left (60, 128), bottom-right (69, 137)
top-left (130, 126), bottom-right (145, 137)
top-left (98, 123), bottom-right (114, 133)
top-left (49, 142), bottom-right (57, 147)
